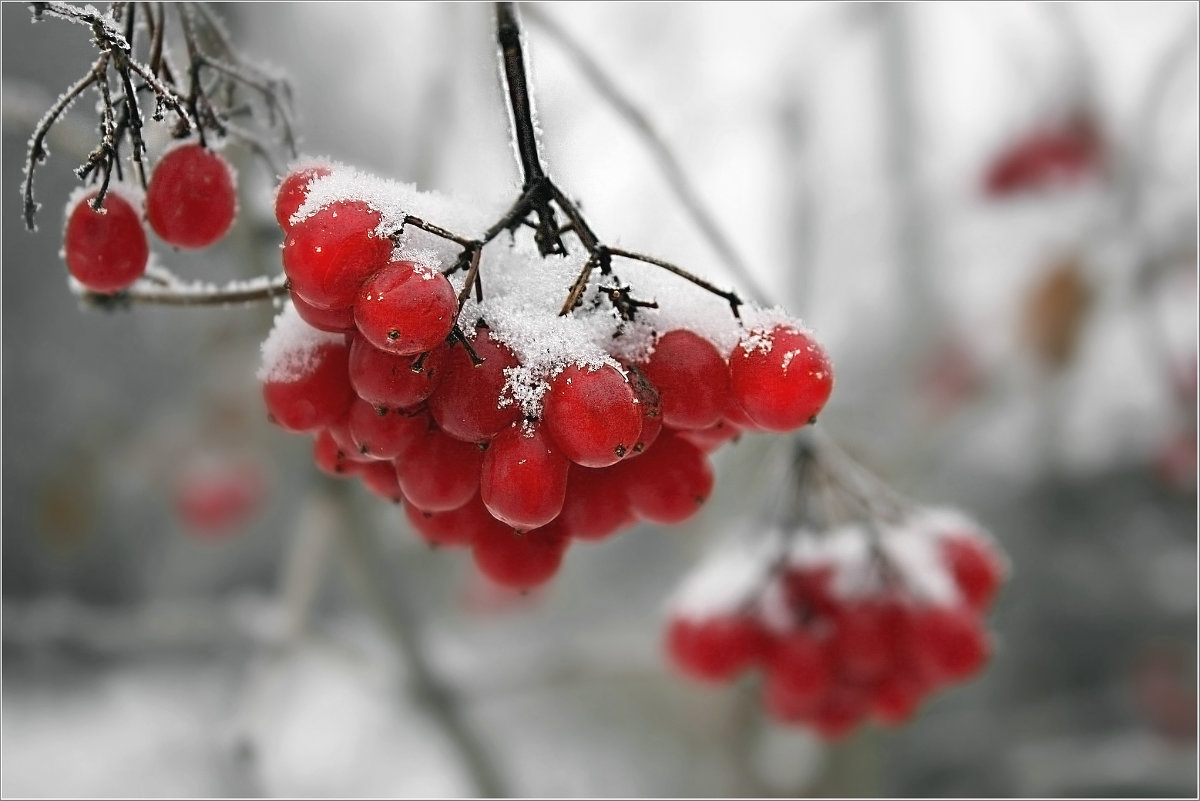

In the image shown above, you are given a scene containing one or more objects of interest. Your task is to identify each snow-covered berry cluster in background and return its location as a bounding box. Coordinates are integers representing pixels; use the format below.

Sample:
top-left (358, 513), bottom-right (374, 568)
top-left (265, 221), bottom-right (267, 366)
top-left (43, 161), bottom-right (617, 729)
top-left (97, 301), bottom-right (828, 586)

top-left (260, 161), bottom-right (835, 589)
top-left (62, 142), bottom-right (238, 294)
top-left (666, 507), bottom-right (1007, 739)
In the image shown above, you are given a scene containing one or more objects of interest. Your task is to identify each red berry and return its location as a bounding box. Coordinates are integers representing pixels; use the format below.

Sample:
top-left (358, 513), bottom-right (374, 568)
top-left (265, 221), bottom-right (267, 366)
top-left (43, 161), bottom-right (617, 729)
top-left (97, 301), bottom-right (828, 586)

top-left (782, 565), bottom-right (839, 620)
top-left (625, 364), bottom-right (663, 457)
top-left (810, 684), bottom-right (869, 740)
top-left (290, 290), bottom-right (355, 333)
top-left (729, 325), bottom-right (833, 431)
top-left (762, 632), bottom-right (834, 718)
top-left (354, 260), bottom-right (458, 356)
top-left (908, 605), bottom-right (990, 684)
top-left (359, 460), bottom-right (404, 504)
top-left (275, 165), bottom-right (331, 231)
top-left (145, 143), bottom-right (237, 249)
top-left (941, 535), bottom-right (1004, 612)
top-left (542, 364), bottom-right (643, 467)
top-left (480, 421), bottom-right (569, 530)
top-left (675, 419), bottom-right (742, 454)
top-left (666, 614), bottom-right (768, 682)
top-left (347, 399), bottom-right (429, 461)
top-left (870, 670), bottom-right (928, 726)
top-left (472, 519), bottom-right (569, 589)
top-left (173, 460), bottom-right (265, 536)
top-left (395, 426), bottom-right (482, 512)
top-left (428, 328), bottom-right (521, 443)
top-left (557, 465), bottom-right (636, 541)
top-left (349, 337), bottom-right (446, 409)
top-left (640, 330), bottom-right (729, 430)
top-left (282, 200), bottom-right (392, 310)
top-left (262, 340), bottom-right (354, 432)
top-left (404, 492), bottom-right (502, 548)
top-left (313, 429), bottom-right (364, 477)
top-left (63, 190), bottom-right (149, 293)
top-left (622, 432), bottom-right (714, 524)
top-left (831, 601), bottom-right (902, 682)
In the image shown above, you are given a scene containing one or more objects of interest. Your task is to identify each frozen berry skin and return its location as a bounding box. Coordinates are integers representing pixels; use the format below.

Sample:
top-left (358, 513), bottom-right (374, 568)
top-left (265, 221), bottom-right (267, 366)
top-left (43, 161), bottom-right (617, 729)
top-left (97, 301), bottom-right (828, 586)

top-left (666, 614), bottom-right (768, 682)
top-left (472, 519), bottom-right (569, 590)
top-left (145, 143), bottom-right (237, 249)
top-left (262, 341), bottom-right (354, 433)
top-left (831, 601), bottom-right (903, 682)
top-left (63, 190), bottom-right (149, 293)
top-left (428, 328), bottom-right (522, 443)
top-left (282, 200), bottom-right (392, 311)
top-left (347, 399), bottom-right (429, 461)
top-left (349, 337), bottom-right (446, 409)
top-left (941, 535), bottom-right (1005, 612)
top-left (354, 260), bottom-right (458, 356)
top-left (290, 290), bottom-right (356, 334)
top-left (359, 459), bottom-right (404, 504)
top-left (641, 330), bottom-right (730, 430)
top-left (481, 421), bottom-right (569, 531)
top-left (275, 165), bottom-right (332, 231)
top-left (542, 364), bottom-right (643, 468)
top-left (313, 429), bottom-right (365, 477)
top-left (729, 325), bottom-right (834, 431)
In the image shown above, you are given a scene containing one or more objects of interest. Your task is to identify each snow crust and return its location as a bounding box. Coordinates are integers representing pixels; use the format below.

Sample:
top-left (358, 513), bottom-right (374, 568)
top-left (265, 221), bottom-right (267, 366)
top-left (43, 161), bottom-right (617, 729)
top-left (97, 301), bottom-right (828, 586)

top-left (257, 302), bottom-right (343, 383)
top-left (282, 159), bottom-right (817, 419)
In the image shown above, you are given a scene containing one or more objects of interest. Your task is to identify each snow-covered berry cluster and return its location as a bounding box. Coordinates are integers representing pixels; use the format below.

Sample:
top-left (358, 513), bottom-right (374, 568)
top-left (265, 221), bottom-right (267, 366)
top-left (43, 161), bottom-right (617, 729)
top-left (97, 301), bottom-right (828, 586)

top-left (62, 143), bottom-right (237, 294)
top-left (261, 161), bottom-right (835, 589)
top-left (666, 510), bottom-right (1006, 739)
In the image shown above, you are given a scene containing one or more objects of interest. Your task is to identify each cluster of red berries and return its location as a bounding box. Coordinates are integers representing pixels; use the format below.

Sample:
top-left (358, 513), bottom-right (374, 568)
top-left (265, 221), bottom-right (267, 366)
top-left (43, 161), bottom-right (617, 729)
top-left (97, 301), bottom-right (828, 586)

top-left (983, 116), bottom-right (1104, 197)
top-left (263, 165), bottom-right (835, 590)
top-left (665, 517), bottom-right (1006, 739)
top-left (62, 142), bottom-right (237, 293)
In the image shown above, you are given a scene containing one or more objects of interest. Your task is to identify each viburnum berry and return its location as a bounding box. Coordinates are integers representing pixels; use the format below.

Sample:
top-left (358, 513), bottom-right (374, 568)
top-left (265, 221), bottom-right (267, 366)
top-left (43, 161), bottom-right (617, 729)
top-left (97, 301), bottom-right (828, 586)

top-left (666, 614), bottom-right (768, 682)
top-left (625, 364), bottom-right (663, 456)
top-left (173, 460), bottom-right (265, 537)
top-left (313, 428), bottom-right (364, 477)
top-left (542, 364), bottom-right (643, 468)
top-left (908, 605), bottom-right (990, 683)
top-left (428, 328), bottom-right (521, 443)
top-left (762, 632), bottom-right (834, 719)
top-left (557, 465), bottom-right (636, 542)
top-left (348, 337), bottom-right (446, 409)
top-left (262, 340), bottom-right (354, 432)
top-left (405, 492), bottom-right (504, 549)
top-left (347, 399), bottom-right (429, 461)
top-left (282, 199), bottom-right (392, 310)
top-left (940, 534), bottom-right (1004, 612)
top-left (472, 519), bottom-right (570, 590)
top-left (622, 431), bottom-right (714, 524)
top-left (729, 325), bottom-right (834, 431)
top-left (480, 420), bottom-right (569, 530)
top-left (290, 290), bottom-right (356, 334)
top-left (358, 459), bottom-right (405, 504)
top-left (395, 426), bottom-right (482, 512)
top-left (63, 190), bottom-right (149, 293)
top-left (640, 329), bottom-right (729, 430)
top-left (275, 165), bottom-right (332, 231)
top-left (145, 143), bottom-right (237, 249)
top-left (354, 260), bottom-right (458, 355)
top-left (831, 601), bottom-right (902, 682)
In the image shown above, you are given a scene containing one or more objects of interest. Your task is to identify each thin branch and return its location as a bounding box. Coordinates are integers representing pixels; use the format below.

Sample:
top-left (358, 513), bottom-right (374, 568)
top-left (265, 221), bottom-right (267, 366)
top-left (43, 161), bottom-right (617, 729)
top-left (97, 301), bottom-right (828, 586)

top-left (23, 68), bottom-right (99, 229)
top-left (494, 1), bottom-right (544, 188)
top-left (524, 5), bottom-right (769, 306)
top-left (338, 509), bottom-right (506, 797)
top-left (70, 273), bottom-right (290, 308)
top-left (608, 246), bottom-right (743, 317)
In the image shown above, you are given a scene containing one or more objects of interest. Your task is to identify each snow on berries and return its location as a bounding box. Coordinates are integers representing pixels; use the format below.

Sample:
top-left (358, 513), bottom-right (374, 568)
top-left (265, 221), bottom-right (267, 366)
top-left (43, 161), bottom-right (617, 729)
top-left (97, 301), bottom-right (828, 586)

top-left (664, 509), bottom-right (1008, 739)
top-left (258, 159), bottom-right (838, 590)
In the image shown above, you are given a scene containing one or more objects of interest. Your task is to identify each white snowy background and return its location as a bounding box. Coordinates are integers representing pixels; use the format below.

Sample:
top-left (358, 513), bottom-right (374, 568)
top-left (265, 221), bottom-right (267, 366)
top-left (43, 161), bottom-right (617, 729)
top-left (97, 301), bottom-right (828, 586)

top-left (2, 2), bottom-right (1196, 797)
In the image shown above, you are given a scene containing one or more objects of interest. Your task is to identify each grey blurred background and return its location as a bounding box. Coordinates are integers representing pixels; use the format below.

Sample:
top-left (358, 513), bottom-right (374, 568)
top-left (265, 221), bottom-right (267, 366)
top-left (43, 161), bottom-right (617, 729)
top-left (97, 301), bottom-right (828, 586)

top-left (3, 2), bottom-right (1196, 797)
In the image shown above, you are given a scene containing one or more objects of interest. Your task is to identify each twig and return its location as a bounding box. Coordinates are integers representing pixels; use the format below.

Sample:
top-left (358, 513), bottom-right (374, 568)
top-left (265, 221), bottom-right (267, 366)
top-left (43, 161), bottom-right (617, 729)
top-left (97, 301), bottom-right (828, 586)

top-left (338, 505), bottom-right (506, 797)
top-left (70, 273), bottom-right (290, 308)
top-left (524, 5), bottom-right (769, 306)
